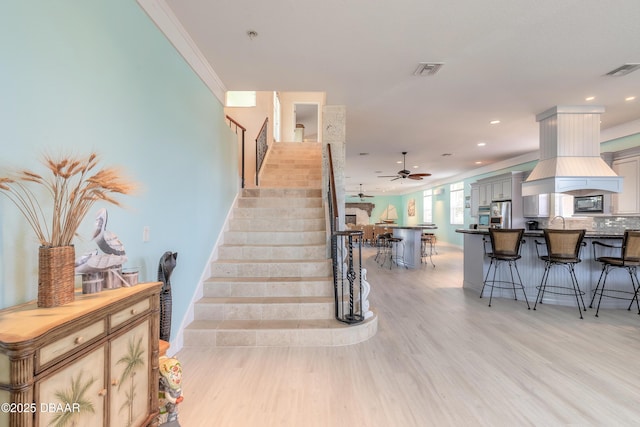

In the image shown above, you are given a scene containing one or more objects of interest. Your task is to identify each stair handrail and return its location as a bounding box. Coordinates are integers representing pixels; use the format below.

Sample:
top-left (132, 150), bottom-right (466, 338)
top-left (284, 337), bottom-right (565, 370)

top-left (255, 117), bottom-right (269, 186)
top-left (327, 143), bottom-right (367, 324)
top-left (225, 115), bottom-right (246, 188)
top-left (327, 143), bottom-right (339, 234)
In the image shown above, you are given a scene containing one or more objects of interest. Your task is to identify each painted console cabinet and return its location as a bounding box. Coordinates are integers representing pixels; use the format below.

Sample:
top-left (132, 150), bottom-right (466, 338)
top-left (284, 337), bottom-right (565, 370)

top-left (0, 282), bottom-right (162, 427)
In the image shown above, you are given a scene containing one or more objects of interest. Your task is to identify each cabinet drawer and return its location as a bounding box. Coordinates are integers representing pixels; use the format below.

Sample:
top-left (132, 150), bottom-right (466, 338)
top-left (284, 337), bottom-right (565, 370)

top-left (111, 298), bottom-right (150, 329)
top-left (39, 320), bottom-right (105, 366)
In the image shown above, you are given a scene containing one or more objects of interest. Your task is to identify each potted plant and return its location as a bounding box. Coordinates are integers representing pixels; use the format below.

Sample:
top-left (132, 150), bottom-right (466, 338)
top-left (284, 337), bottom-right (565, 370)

top-left (0, 153), bottom-right (135, 307)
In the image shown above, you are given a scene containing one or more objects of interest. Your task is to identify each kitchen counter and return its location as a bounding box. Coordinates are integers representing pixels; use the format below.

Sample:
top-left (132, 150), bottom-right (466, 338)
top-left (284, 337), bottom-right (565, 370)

top-left (457, 229), bottom-right (632, 310)
top-left (390, 226), bottom-right (437, 268)
top-left (457, 228), bottom-right (624, 239)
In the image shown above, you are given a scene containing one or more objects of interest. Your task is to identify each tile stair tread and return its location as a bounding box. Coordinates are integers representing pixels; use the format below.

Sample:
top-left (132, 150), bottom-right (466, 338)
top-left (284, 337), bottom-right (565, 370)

top-left (213, 258), bottom-right (329, 263)
top-left (197, 296), bottom-right (333, 304)
top-left (220, 243), bottom-right (326, 248)
top-left (204, 276), bottom-right (332, 283)
top-left (186, 319), bottom-right (355, 330)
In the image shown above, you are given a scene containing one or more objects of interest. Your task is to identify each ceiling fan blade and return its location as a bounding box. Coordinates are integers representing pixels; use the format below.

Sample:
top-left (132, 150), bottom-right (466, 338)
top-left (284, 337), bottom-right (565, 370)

top-left (391, 177), bottom-right (401, 181)
top-left (408, 175), bottom-right (424, 180)
top-left (410, 173), bottom-right (431, 178)
top-left (362, 195), bottom-right (374, 198)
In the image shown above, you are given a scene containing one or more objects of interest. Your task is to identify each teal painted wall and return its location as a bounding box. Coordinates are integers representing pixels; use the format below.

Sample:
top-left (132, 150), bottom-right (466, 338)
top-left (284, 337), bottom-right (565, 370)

top-left (0, 1), bottom-right (238, 344)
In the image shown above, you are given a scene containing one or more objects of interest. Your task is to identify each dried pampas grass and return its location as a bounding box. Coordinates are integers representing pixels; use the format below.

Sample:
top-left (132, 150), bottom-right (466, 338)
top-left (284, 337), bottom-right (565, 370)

top-left (0, 152), bottom-right (136, 247)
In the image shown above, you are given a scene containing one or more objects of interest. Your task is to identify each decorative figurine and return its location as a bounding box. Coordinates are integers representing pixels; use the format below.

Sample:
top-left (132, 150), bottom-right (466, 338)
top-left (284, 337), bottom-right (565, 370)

top-left (158, 251), bottom-right (178, 342)
top-left (75, 208), bottom-right (128, 290)
top-left (158, 356), bottom-right (183, 426)
top-left (93, 207), bottom-right (126, 255)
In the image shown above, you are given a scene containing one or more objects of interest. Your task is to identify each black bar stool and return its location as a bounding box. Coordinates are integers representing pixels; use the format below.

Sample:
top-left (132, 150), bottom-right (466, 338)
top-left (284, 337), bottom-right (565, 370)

top-left (386, 235), bottom-right (406, 269)
top-left (534, 229), bottom-right (587, 319)
top-left (421, 233), bottom-right (435, 268)
top-left (480, 228), bottom-right (529, 308)
top-left (590, 230), bottom-right (640, 317)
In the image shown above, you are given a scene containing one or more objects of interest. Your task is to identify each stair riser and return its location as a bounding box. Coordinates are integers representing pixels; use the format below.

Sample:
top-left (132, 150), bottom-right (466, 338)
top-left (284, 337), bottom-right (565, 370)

top-left (223, 231), bottom-right (326, 245)
top-left (237, 198), bottom-right (322, 208)
top-left (194, 302), bottom-right (333, 321)
top-left (259, 182), bottom-right (322, 189)
top-left (233, 207), bottom-right (324, 219)
top-left (218, 245), bottom-right (326, 260)
top-left (183, 317), bottom-right (378, 347)
top-left (203, 280), bottom-right (333, 298)
top-left (210, 261), bottom-right (331, 278)
top-left (259, 180), bottom-right (322, 187)
top-left (242, 189), bottom-right (322, 198)
top-left (229, 218), bottom-right (325, 232)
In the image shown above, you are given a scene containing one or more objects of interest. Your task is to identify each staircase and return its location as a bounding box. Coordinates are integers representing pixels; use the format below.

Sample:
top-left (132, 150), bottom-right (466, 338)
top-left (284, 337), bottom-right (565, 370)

top-left (259, 142), bottom-right (323, 188)
top-left (184, 142), bottom-right (377, 347)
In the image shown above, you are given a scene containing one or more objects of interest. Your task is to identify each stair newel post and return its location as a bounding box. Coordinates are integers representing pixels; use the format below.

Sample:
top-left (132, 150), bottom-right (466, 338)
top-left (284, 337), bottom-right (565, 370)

top-left (333, 230), bottom-right (364, 324)
top-left (346, 232), bottom-right (356, 319)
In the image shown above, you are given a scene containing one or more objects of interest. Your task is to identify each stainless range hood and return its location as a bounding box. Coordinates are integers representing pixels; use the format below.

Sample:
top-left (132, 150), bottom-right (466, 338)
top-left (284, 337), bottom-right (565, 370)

top-left (522, 105), bottom-right (623, 197)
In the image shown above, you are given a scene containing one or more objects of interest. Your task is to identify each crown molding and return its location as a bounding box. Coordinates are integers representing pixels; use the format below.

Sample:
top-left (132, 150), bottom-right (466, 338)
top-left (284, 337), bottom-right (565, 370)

top-left (137, 0), bottom-right (226, 103)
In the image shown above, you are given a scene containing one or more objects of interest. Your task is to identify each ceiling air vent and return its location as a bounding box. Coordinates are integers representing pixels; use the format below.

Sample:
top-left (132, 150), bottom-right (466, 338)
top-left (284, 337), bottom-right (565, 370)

top-left (413, 62), bottom-right (444, 76)
top-left (604, 63), bottom-right (640, 77)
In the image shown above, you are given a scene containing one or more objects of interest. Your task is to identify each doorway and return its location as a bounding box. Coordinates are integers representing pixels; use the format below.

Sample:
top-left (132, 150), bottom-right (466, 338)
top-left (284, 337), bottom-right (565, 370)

top-left (293, 103), bottom-right (319, 142)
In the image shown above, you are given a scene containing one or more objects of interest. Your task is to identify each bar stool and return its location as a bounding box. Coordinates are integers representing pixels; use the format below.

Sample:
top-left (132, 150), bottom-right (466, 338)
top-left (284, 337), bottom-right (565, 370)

top-left (421, 233), bottom-right (435, 267)
top-left (480, 228), bottom-right (529, 308)
top-left (375, 232), bottom-right (391, 264)
top-left (534, 229), bottom-right (587, 319)
top-left (590, 230), bottom-right (640, 317)
top-left (385, 235), bottom-right (406, 269)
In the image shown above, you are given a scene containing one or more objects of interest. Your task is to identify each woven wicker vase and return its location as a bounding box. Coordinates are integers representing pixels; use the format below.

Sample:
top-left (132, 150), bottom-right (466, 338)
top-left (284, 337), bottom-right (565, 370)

top-left (38, 245), bottom-right (76, 308)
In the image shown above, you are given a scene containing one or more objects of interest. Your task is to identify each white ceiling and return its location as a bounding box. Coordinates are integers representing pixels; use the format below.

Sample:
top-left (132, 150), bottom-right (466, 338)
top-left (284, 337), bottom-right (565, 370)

top-left (163, 0), bottom-right (640, 195)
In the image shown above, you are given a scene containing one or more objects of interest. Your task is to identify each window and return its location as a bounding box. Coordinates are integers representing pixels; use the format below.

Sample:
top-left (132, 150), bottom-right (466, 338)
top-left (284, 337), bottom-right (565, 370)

top-left (423, 189), bottom-right (433, 223)
top-left (225, 91), bottom-right (256, 107)
top-left (450, 182), bottom-right (464, 225)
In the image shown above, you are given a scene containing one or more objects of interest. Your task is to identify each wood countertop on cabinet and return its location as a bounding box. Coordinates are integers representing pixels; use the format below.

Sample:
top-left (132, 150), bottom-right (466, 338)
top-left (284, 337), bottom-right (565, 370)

top-left (0, 282), bottom-right (162, 345)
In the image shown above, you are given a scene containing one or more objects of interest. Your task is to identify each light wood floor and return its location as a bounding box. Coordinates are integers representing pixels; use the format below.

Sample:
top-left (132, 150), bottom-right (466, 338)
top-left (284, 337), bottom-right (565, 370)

top-left (175, 243), bottom-right (640, 426)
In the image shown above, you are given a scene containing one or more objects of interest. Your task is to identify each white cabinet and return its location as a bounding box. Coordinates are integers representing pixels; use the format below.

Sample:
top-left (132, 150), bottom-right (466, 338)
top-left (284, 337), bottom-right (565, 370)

top-left (470, 183), bottom-right (480, 216)
top-left (492, 179), bottom-right (511, 200)
top-left (612, 156), bottom-right (640, 214)
top-left (523, 194), bottom-right (550, 217)
top-left (478, 183), bottom-right (491, 206)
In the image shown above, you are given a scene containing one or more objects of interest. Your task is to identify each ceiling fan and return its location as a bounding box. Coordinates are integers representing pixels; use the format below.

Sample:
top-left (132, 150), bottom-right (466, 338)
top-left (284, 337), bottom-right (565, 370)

top-left (378, 151), bottom-right (431, 181)
top-left (350, 184), bottom-right (375, 201)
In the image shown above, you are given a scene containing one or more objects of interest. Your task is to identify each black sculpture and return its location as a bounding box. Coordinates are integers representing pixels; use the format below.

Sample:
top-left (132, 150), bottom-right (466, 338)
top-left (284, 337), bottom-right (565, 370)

top-left (158, 251), bottom-right (178, 342)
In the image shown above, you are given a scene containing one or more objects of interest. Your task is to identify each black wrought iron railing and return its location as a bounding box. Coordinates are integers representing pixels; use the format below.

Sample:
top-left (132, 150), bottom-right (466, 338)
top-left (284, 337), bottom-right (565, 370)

top-left (327, 144), bottom-right (365, 324)
top-left (255, 118), bottom-right (268, 186)
top-left (226, 115), bottom-right (246, 188)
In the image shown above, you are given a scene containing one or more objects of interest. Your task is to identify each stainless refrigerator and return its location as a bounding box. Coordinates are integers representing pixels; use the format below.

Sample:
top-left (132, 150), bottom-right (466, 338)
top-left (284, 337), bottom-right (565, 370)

top-left (489, 200), bottom-right (512, 229)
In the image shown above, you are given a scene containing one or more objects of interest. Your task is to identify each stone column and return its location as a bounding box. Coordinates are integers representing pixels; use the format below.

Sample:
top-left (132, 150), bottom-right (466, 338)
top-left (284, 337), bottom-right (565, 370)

top-left (322, 106), bottom-right (346, 232)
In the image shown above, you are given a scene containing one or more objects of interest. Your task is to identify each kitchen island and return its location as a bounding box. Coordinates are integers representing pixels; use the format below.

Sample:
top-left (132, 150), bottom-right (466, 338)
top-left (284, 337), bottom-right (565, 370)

top-left (457, 229), bottom-right (634, 310)
top-left (388, 225), bottom-right (437, 268)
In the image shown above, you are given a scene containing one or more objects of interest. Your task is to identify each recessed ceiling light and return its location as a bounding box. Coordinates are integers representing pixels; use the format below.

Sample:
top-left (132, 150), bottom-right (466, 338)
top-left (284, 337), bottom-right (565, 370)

top-left (442, 153), bottom-right (452, 157)
top-left (246, 30), bottom-right (258, 40)
top-left (396, 160), bottom-right (403, 164)
top-left (626, 96), bottom-right (636, 101)
top-left (477, 142), bottom-right (486, 147)
top-left (585, 96), bottom-right (595, 101)
top-left (475, 161), bottom-right (482, 164)
top-left (359, 152), bottom-right (369, 156)
top-left (413, 165), bottom-right (419, 169)
top-left (490, 120), bottom-right (500, 125)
